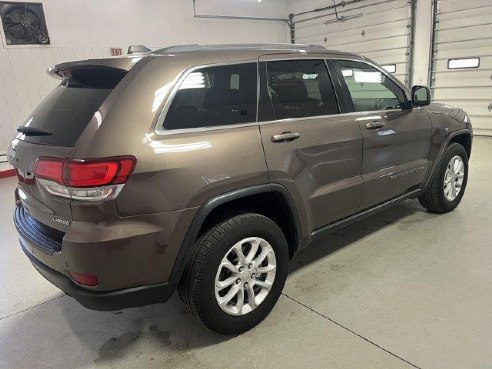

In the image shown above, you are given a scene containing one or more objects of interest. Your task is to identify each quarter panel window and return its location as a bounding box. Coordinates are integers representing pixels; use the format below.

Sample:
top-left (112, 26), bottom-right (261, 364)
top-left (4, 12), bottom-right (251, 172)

top-left (163, 63), bottom-right (257, 130)
top-left (334, 60), bottom-right (407, 112)
top-left (262, 60), bottom-right (339, 120)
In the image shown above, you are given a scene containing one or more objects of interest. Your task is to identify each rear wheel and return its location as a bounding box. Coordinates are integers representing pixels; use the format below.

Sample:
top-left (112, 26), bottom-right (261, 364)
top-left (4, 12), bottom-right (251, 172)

top-left (178, 213), bottom-right (289, 335)
top-left (419, 143), bottom-right (468, 213)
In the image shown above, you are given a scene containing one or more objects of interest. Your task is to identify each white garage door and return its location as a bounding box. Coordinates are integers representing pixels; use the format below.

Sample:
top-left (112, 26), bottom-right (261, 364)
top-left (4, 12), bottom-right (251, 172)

top-left (430, 0), bottom-right (492, 135)
top-left (294, 0), bottom-right (414, 86)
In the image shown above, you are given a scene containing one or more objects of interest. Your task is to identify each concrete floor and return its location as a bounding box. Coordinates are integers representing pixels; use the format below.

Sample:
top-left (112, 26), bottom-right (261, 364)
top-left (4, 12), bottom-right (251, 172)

top-left (1, 137), bottom-right (491, 369)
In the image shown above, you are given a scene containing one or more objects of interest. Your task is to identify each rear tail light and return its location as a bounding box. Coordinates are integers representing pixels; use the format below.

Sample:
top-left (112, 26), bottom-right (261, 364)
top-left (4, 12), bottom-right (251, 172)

top-left (34, 156), bottom-right (136, 201)
top-left (69, 271), bottom-right (98, 287)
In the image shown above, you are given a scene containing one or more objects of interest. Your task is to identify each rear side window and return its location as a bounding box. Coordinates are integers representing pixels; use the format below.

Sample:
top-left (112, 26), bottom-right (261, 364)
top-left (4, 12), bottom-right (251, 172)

top-left (334, 60), bottom-right (407, 112)
top-left (19, 67), bottom-right (126, 147)
top-left (262, 60), bottom-right (339, 120)
top-left (163, 63), bottom-right (257, 130)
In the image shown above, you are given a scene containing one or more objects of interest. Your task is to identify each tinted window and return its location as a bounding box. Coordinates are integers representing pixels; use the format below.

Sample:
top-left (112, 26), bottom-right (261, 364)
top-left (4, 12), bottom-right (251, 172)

top-left (334, 60), bottom-right (407, 112)
top-left (18, 68), bottom-right (126, 147)
top-left (164, 63), bottom-right (257, 130)
top-left (19, 86), bottom-right (112, 146)
top-left (262, 60), bottom-right (339, 120)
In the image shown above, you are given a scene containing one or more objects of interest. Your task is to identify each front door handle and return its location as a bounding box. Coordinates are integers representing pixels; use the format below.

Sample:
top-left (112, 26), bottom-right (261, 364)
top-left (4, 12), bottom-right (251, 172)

top-left (365, 121), bottom-right (385, 129)
top-left (271, 132), bottom-right (300, 143)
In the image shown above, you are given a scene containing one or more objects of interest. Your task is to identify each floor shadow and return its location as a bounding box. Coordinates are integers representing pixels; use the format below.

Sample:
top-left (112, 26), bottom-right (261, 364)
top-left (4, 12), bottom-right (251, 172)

top-left (288, 199), bottom-right (428, 275)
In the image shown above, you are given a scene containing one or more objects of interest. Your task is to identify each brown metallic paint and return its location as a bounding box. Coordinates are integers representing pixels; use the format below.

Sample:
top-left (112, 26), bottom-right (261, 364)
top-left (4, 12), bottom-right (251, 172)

top-left (8, 46), bottom-right (471, 302)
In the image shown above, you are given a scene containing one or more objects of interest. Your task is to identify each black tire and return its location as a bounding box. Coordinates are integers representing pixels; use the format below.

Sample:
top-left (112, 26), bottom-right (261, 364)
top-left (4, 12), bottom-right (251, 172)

top-left (178, 213), bottom-right (289, 335)
top-left (419, 143), bottom-right (468, 213)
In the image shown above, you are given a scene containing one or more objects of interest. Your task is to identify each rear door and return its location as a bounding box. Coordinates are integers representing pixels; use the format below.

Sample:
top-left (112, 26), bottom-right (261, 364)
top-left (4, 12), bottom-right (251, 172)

top-left (330, 59), bottom-right (432, 210)
top-left (8, 65), bottom-right (126, 231)
top-left (258, 55), bottom-right (364, 233)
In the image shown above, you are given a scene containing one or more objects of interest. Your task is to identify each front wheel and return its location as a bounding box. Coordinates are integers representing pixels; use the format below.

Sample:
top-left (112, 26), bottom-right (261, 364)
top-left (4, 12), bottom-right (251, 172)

top-left (419, 143), bottom-right (469, 213)
top-left (178, 213), bottom-right (289, 335)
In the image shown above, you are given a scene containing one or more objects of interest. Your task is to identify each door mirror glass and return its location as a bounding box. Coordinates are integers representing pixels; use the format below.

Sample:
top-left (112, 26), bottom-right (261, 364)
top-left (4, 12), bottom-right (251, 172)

top-left (411, 85), bottom-right (431, 107)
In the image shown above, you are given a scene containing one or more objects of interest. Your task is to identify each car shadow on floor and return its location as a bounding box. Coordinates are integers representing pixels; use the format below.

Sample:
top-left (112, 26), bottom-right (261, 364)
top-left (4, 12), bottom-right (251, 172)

top-left (288, 199), bottom-right (429, 275)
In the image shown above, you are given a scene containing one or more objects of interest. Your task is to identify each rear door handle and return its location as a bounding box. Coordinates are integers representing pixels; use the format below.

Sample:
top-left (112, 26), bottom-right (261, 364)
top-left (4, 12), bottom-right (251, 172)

top-left (365, 121), bottom-right (385, 129)
top-left (271, 132), bottom-right (300, 143)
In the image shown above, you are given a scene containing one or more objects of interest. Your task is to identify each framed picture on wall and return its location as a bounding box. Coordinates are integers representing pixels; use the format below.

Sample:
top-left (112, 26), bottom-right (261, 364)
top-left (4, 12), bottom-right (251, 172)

top-left (0, 2), bottom-right (49, 45)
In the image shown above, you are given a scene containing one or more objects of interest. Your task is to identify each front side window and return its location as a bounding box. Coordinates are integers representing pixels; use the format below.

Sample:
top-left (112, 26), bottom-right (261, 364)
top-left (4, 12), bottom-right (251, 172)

top-left (334, 60), bottom-right (407, 112)
top-left (163, 63), bottom-right (257, 130)
top-left (261, 60), bottom-right (339, 120)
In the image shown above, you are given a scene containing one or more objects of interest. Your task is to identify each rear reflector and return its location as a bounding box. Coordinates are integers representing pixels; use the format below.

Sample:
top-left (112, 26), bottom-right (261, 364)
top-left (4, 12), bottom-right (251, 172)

top-left (69, 271), bottom-right (98, 287)
top-left (34, 156), bottom-right (136, 188)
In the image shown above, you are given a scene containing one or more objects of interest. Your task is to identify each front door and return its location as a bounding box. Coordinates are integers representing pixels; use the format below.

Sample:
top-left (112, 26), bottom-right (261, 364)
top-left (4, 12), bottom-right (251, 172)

top-left (331, 59), bottom-right (432, 210)
top-left (258, 56), bottom-right (364, 233)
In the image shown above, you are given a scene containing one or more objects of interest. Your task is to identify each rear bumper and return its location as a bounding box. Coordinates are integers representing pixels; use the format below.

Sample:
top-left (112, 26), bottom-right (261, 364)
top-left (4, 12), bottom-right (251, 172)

top-left (20, 239), bottom-right (176, 311)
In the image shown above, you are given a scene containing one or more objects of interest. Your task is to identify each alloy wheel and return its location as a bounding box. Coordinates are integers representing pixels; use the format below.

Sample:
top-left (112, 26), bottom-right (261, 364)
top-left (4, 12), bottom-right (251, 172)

top-left (214, 237), bottom-right (276, 316)
top-left (444, 155), bottom-right (465, 201)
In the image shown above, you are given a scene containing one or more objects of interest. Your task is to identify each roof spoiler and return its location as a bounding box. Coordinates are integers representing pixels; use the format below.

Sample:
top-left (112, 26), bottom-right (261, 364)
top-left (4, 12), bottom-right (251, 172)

top-left (127, 44), bottom-right (151, 55)
top-left (47, 58), bottom-right (135, 80)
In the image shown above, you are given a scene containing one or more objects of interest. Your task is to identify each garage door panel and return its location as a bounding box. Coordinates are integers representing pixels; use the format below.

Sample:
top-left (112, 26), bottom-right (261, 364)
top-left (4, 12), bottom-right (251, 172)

top-left (436, 38), bottom-right (491, 52)
top-left (325, 36), bottom-right (408, 54)
top-left (432, 70), bottom-right (492, 81)
top-left (438, 0), bottom-right (492, 13)
top-left (447, 105), bottom-right (491, 117)
top-left (296, 8), bottom-right (408, 37)
top-left (312, 30), bottom-right (408, 50)
top-left (435, 46), bottom-right (492, 60)
top-left (299, 19), bottom-right (409, 44)
top-left (434, 77), bottom-right (492, 88)
top-left (434, 56), bottom-right (492, 71)
top-left (433, 87), bottom-right (492, 101)
top-left (432, 100), bottom-right (491, 109)
top-left (363, 48), bottom-right (407, 59)
top-left (435, 24), bottom-right (492, 45)
top-left (466, 117), bottom-right (492, 132)
top-left (392, 73), bottom-right (406, 83)
top-left (437, 14), bottom-right (492, 31)
top-left (294, 0), bottom-right (412, 85)
top-left (438, 6), bottom-right (492, 23)
top-left (367, 59), bottom-right (407, 73)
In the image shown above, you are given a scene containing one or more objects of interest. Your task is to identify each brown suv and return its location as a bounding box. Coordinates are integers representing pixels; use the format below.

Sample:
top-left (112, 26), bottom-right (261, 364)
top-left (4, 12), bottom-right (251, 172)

top-left (9, 44), bottom-right (472, 334)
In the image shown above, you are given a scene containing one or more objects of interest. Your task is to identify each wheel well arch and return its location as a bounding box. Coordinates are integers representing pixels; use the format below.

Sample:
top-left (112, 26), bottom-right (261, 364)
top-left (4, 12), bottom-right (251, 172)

top-left (199, 191), bottom-right (299, 258)
top-left (169, 185), bottom-right (301, 284)
top-left (450, 133), bottom-right (472, 159)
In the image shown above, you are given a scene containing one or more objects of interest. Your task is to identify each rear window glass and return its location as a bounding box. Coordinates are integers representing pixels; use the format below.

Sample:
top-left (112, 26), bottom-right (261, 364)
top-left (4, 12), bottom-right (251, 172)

top-left (18, 86), bottom-right (111, 146)
top-left (163, 63), bottom-right (257, 130)
top-left (18, 67), bottom-right (126, 146)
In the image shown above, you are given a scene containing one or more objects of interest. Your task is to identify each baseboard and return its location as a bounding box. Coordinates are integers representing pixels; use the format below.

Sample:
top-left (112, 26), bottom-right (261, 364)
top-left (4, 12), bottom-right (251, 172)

top-left (0, 154), bottom-right (15, 178)
top-left (0, 169), bottom-right (15, 179)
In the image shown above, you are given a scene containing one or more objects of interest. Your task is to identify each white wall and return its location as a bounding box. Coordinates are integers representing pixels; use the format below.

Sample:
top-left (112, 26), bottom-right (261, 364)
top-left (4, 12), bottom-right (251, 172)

top-left (0, 0), bottom-right (288, 166)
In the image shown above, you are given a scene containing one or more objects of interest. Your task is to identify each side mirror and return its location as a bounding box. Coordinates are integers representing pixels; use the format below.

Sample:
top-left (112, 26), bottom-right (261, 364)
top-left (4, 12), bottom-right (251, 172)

top-left (411, 85), bottom-right (431, 107)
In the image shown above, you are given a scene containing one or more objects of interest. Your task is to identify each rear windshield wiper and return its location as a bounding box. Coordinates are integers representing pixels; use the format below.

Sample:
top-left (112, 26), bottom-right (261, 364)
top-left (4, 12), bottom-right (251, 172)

top-left (17, 126), bottom-right (52, 136)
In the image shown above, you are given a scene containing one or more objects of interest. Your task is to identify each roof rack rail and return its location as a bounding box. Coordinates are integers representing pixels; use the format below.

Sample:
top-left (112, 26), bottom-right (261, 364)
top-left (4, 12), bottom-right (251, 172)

top-left (153, 43), bottom-right (326, 54)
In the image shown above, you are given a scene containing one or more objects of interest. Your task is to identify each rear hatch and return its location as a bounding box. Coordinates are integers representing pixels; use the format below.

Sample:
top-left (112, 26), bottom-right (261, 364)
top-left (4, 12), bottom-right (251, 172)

top-left (9, 58), bottom-right (134, 236)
